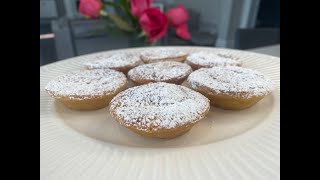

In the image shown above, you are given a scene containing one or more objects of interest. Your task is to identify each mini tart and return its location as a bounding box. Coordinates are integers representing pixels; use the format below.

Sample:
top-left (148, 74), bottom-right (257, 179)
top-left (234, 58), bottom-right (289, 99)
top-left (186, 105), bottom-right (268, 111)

top-left (186, 51), bottom-right (242, 70)
top-left (128, 61), bottom-right (193, 85)
top-left (45, 69), bottom-right (128, 110)
top-left (109, 82), bottom-right (210, 139)
top-left (140, 48), bottom-right (188, 64)
top-left (83, 53), bottom-right (143, 73)
top-left (187, 66), bottom-right (274, 110)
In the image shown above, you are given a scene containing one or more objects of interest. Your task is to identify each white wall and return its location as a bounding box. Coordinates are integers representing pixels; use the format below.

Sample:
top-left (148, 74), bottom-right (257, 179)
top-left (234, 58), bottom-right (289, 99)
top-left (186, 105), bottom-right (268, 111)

top-left (40, 0), bottom-right (58, 18)
top-left (58, 0), bottom-right (260, 48)
top-left (162, 0), bottom-right (220, 33)
top-left (176, 0), bottom-right (220, 32)
top-left (165, 0), bottom-right (260, 48)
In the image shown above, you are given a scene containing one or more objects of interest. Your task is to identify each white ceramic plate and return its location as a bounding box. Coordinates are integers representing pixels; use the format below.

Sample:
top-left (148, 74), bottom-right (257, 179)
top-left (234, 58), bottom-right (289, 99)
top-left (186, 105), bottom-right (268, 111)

top-left (40, 47), bottom-right (280, 180)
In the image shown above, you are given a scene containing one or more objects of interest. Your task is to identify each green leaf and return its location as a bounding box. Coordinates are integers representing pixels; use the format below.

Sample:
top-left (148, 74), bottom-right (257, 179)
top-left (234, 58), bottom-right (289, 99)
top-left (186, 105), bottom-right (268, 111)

top-left (100, 10), bottom-right (108, 17)
top-left (119, 0), bottom-right (130, 10)
top-left (119, 0), bottom-right (135, 19)
top-left (108, 13), bottom-right (134, 32)
top-left (102, 0), bottom-right (139, 32)
top-left (103, 1), bottom-right (122, 12)
top-left (137, 31), bottom-right (147, 38)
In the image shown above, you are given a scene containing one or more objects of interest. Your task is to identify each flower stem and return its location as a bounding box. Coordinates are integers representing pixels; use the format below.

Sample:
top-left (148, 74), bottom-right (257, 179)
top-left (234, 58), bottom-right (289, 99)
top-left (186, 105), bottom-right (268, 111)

top-left (100, 10), bottom-right (108, 17)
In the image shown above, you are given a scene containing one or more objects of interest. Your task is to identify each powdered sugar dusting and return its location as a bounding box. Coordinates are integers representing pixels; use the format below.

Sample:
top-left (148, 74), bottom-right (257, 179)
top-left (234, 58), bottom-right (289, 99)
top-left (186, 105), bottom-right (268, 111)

top-left (83, 53), bottom-right (142, 69)
top-left (186, 51), bottom-right (242, 67)
top-left (187, 66), bottom-right (274, 98)
top-left (45, 69), bottom-right (127, 99)
top-left (110, 82), bottom-right (210, 131)
top-left (128, 61), bottom-right (192, 82)
top-left (140, 48), bottom-right (188, 63)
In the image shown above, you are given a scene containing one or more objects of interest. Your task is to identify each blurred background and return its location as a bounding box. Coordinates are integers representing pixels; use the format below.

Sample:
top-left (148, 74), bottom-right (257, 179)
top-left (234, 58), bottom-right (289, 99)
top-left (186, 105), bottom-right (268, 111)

top-left (40, 0), bottom-right (280, 65)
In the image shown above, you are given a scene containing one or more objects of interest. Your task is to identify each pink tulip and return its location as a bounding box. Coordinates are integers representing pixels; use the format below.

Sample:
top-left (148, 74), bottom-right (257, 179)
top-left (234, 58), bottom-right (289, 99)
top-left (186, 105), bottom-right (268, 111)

top-left (139, 8), bottom-right (168, 42)
top-left (176, 23), bottom-right (191, 40)
top-left (78, 0), bottom-right (102, 19)
top-left (167, 5), bottom-right (189, 27)
top-left (130, 0), bottom-right (153, 18)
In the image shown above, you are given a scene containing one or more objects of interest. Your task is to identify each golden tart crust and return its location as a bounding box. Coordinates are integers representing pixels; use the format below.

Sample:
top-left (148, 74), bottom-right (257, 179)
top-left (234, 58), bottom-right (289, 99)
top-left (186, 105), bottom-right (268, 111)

top-left (187, 66), bottom-right (274, 110)
top-left (128, 61), bottom-right (192, 85)
top-left (109, 82), bottom-right (210, 138)
top-left (45, 69), bottom-right (128, 110)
